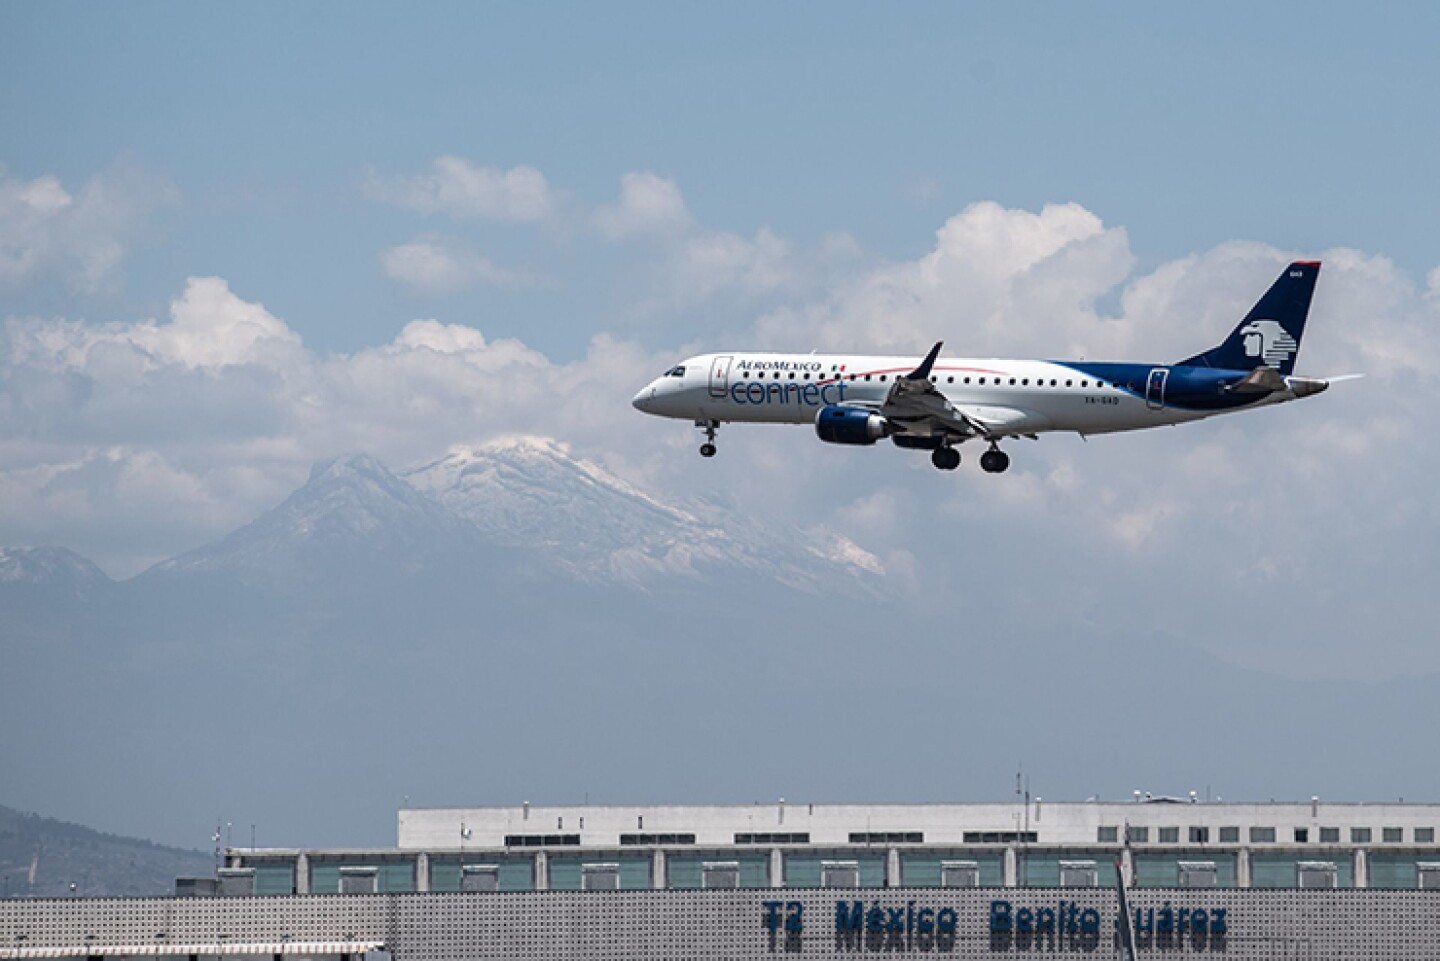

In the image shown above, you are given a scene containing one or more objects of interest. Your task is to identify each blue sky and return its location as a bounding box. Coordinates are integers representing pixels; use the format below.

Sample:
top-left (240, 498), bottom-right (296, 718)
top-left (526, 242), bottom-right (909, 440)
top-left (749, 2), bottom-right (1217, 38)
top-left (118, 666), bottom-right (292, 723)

top-left (4, 3), bottom-right (1440, 681)
top-left (6, 2), bottom-right (1440, 358)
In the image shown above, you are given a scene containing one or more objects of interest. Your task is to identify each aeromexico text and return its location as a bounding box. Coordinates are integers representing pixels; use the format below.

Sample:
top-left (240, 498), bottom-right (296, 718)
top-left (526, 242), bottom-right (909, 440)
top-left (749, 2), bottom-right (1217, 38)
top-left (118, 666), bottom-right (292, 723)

top-left (762, 899), bottom-right (1228, 953)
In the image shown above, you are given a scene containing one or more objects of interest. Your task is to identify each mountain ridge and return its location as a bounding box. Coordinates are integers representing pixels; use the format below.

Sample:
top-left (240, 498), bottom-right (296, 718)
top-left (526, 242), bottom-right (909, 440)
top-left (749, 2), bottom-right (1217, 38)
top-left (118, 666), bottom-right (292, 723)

top-left (6, 437), bottom-right (881, 594)
top-left (0, 802), bottom-right (212, 897)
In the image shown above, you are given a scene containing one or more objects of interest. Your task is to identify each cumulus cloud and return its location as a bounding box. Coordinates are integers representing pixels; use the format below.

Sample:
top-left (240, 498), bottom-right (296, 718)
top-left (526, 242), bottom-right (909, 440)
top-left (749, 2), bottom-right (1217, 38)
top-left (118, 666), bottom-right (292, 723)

top-left (380, 237), bottom-right (536, 294)
top-left (672, 227), bottom-right (795, 304)
top-left (644, 226), bottom-right (860, 315)
top-left (755, 201), bottom-right (1134, 355)
top-left (593, 172), bottom-right (692, 240)
top-left (0, 161), bottom-right (176, 292)
top-left (0, 278), bottom-right (663, 575)
top-left (5, 199), bottom-right (1440, 682)
top-left (5, 276), bottom-right (303, 373)
top-left (368, 163), bottom-right (853, 312)
top-left (366, 157), bottom-right (557, 222)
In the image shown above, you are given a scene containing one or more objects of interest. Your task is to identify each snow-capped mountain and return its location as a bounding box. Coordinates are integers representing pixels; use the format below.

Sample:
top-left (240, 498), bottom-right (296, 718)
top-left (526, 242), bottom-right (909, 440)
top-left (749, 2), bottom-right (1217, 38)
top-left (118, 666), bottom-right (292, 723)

top-left (10, 442), bottom-right (881, 599)
top-left (139, 453), bottom-right (489, 590)
top-left (0, 546), bottom-right (112, 588)
top-left (403, 435), bottom-right (883, 589)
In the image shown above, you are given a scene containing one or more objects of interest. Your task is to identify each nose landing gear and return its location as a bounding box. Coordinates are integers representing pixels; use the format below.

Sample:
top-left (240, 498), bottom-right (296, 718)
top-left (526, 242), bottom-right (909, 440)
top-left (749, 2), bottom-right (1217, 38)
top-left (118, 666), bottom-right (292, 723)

top-left (696, 420), bottom-right (719, 458)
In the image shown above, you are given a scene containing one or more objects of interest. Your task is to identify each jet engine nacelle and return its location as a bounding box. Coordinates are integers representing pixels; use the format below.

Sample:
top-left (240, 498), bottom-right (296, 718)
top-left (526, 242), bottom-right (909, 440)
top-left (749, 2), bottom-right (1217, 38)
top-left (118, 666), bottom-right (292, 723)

top-left (815, 405), bottom-right (891, 445)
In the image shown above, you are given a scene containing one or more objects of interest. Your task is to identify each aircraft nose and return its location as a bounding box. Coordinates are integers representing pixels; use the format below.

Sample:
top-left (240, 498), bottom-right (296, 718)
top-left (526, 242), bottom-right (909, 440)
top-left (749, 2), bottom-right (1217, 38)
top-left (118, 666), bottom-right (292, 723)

top-left (632, 384), bottom-right (657, 412)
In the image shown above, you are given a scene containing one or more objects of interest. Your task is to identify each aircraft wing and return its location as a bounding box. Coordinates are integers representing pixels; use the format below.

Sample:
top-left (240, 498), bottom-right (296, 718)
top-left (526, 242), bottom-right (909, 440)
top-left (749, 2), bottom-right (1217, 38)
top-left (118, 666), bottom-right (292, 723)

top-left (879, 342), bottom-right (1048, 440)
top-left (954, 404), bottom-right (1052, 435)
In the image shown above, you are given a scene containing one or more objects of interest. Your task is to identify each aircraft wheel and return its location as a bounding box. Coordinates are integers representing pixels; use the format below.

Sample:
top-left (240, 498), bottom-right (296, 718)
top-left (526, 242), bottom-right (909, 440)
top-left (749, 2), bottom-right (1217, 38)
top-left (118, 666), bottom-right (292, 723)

top-left (931, 447), bottom-right (960, 471)
top-left (980, 450), bottom-right (1010, 474)
top-left (700, 443), bottom-right (717, 458)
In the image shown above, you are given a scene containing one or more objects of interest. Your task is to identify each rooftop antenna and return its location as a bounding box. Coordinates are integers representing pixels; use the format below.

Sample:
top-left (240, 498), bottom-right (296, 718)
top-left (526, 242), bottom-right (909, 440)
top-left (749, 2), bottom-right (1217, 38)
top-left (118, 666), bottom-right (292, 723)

top-left (212, 819), bottom-right (223, 877)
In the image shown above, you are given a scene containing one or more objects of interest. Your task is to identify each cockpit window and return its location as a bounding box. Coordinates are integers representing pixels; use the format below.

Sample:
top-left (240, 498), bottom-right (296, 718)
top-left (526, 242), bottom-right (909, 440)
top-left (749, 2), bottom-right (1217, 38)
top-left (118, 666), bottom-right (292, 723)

top-left (665, 365), bottom-right (686, 377)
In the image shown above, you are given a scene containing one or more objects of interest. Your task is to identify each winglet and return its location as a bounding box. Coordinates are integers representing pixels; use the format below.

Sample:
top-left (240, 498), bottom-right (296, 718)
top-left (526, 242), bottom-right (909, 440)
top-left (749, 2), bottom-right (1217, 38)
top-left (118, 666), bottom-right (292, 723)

top-left (907, 341), bottom-right (944, 381)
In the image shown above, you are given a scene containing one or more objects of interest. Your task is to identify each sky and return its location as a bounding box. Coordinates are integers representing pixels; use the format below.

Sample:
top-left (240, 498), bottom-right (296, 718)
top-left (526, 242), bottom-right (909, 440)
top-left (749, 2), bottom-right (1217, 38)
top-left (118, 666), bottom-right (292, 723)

top-left (5, 3), bottom-right (1440, 842)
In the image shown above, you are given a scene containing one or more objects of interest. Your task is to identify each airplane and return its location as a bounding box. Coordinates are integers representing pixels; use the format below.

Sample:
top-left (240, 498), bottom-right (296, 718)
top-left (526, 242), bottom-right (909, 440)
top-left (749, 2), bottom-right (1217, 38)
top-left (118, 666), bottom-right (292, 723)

top-left (632, 261), bottom-right (1336, 473)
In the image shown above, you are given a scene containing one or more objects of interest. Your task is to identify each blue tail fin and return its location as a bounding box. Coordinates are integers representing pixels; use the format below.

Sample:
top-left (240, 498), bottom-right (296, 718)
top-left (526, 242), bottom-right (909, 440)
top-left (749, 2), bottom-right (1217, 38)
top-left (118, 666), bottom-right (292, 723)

top-left (1178, 261), bottom-right (1320, 375)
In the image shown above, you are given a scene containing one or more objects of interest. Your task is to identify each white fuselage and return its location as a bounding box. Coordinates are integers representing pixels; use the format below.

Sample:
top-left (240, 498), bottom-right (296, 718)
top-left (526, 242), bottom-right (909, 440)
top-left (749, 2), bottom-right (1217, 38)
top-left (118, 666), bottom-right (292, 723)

top-left (632, 352), bottom-right (1300, 438)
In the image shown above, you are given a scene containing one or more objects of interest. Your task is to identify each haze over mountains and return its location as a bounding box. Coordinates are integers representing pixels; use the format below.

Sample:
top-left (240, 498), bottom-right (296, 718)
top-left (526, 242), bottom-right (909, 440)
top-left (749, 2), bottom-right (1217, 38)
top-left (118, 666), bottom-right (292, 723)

top-left (0, 803), bottom-right (210, 898)
top-left (4, 437), bottom-right (1438, 853)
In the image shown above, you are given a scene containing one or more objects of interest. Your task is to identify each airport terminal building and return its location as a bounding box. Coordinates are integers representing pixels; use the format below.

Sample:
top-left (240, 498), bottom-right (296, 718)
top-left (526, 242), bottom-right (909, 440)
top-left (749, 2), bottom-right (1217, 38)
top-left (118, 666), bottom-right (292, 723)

top-left (5, 799), bottom-right (1440, 960)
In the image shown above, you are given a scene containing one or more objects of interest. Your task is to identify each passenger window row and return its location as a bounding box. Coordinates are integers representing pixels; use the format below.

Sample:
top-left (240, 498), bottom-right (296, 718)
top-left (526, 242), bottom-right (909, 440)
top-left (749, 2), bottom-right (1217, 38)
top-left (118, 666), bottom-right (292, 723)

top-left (738, 370), bottom-right (1114, 389)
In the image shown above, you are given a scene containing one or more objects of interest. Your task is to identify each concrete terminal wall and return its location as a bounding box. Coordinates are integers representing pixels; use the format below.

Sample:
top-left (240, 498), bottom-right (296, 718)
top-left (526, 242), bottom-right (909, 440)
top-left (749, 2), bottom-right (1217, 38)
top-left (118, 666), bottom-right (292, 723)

top-left (4, 889), bottom-right (1439, 961)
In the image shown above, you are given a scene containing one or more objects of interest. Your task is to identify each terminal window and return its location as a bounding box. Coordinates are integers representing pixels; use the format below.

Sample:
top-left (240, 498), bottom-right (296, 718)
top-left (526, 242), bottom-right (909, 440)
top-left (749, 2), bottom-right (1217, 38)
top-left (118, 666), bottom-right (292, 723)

top-left (1059, 860), bottom-right (1098, 887)
top-left (1320, 827), bottom-right (1340, 843)
top-left (1383, 827), bottom-right (1403, 842)
top-left (620, 833), bottom-right (696, 846)
top-left (1126, 826), bottom-right (1148, 843)
top-left (735, 832), bottom-right (809, 844)
top-left (461, 865), bottom-right (499, 893)
top-left (1417, 827), bottom-right (1435, 843)
top-left (1158, 827), bottom-right (1179, 843)
top-left (821, 861), bottom-right (861, 888)
top-left (849, 832), bottom-right (923, 844)
top-left (1351, 828), bottom-right (1372, 843)
top-left (1178, 861), bottom-right (1217, 888)
top-left (338, 866), bottom-right (377, 895)
top-left (1297, 861), bottom-right (1338, 889)
top-left (1189, 827), bottom-right (1209, 843)
top-left (1218, 827), bottom-right (1239, 843)
top-left (1294, 828), bottom-right (1309, 843)
top-left (1097, 827), bottom-right (1118, 843)
top-left (1249, 827), bottom-right (1276, 843)
top-left (962, 831), bottom-right (1037, 843)
top-left (581, 863), bottom-right (620, 891)
top-left (505, 834), bottom-right (580, 847)
top-left (701, 862), bottom-right (740, 889)
top-left (940, 861), bottom-right (980, 888)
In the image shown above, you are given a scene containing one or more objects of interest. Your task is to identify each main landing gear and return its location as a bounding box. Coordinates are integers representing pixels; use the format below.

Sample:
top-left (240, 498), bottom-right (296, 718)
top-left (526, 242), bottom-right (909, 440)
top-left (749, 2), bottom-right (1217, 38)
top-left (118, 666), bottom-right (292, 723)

top-left (696, 419), bottom-right (719, 458)
top-left (930, 446), bottom-right (961, 471)
top-left (979, 444), bottom-right (1010, 474)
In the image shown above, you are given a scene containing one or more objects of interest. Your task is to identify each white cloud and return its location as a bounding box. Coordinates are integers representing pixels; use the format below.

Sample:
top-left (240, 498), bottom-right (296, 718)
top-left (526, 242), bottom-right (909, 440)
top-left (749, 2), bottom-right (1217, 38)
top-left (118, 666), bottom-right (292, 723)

top-left (0, 161), bottom-right (176, 292)
top-left (755, 201), bottom-right (1134, 354)
top-left (5, 200), bottom-right (1440, 683)
top-left (0, 277), bottom-right (664, 575)
top-left (380, 237), bottom-right (534, 294)
top-left (671, 227), bottom-right (794, 304)
top-left (366, 157), bottom-right (556, 222)
top-left (5, 276), bottom-right (303, 373)
top-left (593, 172), bottom-right (692, 240)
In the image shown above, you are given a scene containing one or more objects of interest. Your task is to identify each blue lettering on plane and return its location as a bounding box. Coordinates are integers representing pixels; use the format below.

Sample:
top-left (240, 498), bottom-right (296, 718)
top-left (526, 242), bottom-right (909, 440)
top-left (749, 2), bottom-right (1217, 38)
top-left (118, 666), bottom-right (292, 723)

top-left (728, 379), bottom-right (848, 406)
